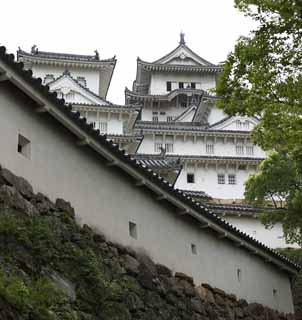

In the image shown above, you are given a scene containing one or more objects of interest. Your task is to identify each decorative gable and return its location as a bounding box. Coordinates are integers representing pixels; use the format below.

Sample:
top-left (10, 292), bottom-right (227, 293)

top-left (210, 116), bottom-right (259, 131)
top-left (153, 34), bottom-right (215, 67)
top-left (48, 75), bottom-right (110, 106)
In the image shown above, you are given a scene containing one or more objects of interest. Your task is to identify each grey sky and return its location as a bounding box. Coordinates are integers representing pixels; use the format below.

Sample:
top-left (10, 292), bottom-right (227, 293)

top-left (1, 0), bottom-right (256, 104)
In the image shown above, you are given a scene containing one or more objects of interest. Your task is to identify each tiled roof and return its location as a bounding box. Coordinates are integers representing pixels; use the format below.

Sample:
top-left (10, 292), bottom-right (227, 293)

top-left (18, 49), bottom-right (116, 63)
top-left (0, 46), bottom-right (299, 273)
top-left (134, 154), bottom-right (264, 163)
top-left (135, 121), bottom-right (251, 134)
top-left (125, 87), bottom-right (215, 100)
top-left (134, 158), bottom-right (182, 170)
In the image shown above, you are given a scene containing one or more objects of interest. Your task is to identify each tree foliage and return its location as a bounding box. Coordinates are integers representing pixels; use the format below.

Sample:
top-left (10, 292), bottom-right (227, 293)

top-left (217, 0), bottom-right (302, 243)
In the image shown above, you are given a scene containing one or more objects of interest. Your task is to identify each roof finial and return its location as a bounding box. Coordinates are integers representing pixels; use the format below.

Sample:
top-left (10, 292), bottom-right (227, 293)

top-left (179, 32), bottom-right (185, 45)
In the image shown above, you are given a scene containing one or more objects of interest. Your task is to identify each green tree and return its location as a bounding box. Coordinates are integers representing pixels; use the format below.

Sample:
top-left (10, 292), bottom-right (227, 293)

top-left (216, 0), bottom-right (302, 243)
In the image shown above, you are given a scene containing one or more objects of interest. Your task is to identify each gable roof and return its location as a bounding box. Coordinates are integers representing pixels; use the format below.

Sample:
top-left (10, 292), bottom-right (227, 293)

top-left (209, 116), bottom-right (259, 130)
top-left (47, 73), bottom-right (112, 106)
top-left (153, 36), bottom-right (215, 67)
top-left (17, 48), bottom-right (116, 64)
top-left (0, 46), bottom-right (300, 275)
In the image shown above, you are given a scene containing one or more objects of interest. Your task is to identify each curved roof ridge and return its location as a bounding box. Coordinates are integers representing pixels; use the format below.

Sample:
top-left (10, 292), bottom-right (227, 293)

top-left (17, 48), bottom-right (116, 63)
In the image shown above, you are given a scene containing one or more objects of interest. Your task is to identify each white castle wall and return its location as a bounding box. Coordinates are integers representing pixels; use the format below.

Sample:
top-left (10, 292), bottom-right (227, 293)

top-left (224, 217), bottom-right (299, 249)
top-left (137, 134), bottom-right (266, 158)
top-left (149, 72), bottom-right (216, 95)
top-left (0, 83), bottom-right (295, 313)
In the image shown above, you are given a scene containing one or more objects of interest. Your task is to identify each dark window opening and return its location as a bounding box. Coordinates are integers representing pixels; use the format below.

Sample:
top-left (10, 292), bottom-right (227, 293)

top-left (187, 173), bottom-right (195, 184)
top-left (17, 134), bottom-right (31, 159)
top-left (179, 82), bottom-right (184, 89)
top-left (129, 222), bottom-right (137, 239)
top-left (166, 81), bottom-right (172, 91)
top-left (191, 82), bottom-right (196, 89)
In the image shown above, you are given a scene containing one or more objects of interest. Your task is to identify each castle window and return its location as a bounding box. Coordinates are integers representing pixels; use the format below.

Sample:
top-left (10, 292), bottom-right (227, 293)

top-left (160, 111), bottom-right (166, 115)
top-left (44, 74), bottom-right (55, 84)
top-left (191, 244), bottom-right (197, 255)
top-left (244, 121), bottom-right (250, 130)
top-left (237, 268), bottom-right (242, 282)
top-left (166, 81), bottom-right (172, 92)
top-left (129, 222), bottom-right (137, 239)
top-left (152, 111), bottom-right (158, 115)
top-left (217, 174), bottom-right (225, 184)
top-left (191, 82), bottom-right (196, 89)
top-left (236, 120), bottom-right (242, 129)
top-left (228, 174), bottom-right (236, 185)
top-left (246, 146), bottom-right (254, 155)
top-left (236, 145), bottom-right (244, 155)
top-left (99, 122), bottom-right (108, 133)
top-left (273, 289), bottom-right (278, 299)
top-left (152, 116), bottom-right (159, 122)
top-left (154, 143), bottom-right (163, 153)
top-left (238, 165), bottom-right (246, 170)
top-left (77, 76), bottom-right (87, 87)
top-left (206, 144), bottom-right (214, 154)
top-left (165, 136), bottom-right (174, 153)
top-left (165, 143), bottom-right (174, 153)
top-left (17, 134), bottom-right (31, 159)
top-left (187, 173), bottom-right (195, 184)
top-left (167, 116), bottom-right (173, 122)
top-left (179, 82), bottom-right (184, 89)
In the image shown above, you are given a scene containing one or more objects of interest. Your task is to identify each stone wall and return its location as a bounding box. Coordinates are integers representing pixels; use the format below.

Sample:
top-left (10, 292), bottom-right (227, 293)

top-left (0, 165), bottom-right (296, 319)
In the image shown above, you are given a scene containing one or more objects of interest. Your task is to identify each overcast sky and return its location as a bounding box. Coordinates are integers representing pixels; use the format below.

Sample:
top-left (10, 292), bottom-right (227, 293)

top-left (1, 0), bottom-right (256, 104)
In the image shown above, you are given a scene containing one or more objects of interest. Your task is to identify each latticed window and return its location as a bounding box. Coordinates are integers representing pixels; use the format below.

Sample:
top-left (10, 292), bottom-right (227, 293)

top-left (236, 120), bottom-right (242, 129)
top-left (165, 143), bottom-right (174, 153)
top-left (206, 144), bottom-right (214, 154)
top-left (228, 174), bottom-right (236, 185)
top-left (217, 174), bottom-right (225, 184)
top-left (99, 122), bottom-right (108, 133)
top-left (152, 116), bottom-right (159, 122)
top-left (236, 145), bottom-right (244, 155)
top-left (44, 74), bottom-right (55, 84)
top-left (167, 116), bottom-right (173, 122)
top-left (154, 143), bottom-right (163, 153)
top-left (246, 146), bottom-right (254, 155)
top-left (244, 121), bottom-right (250, 130)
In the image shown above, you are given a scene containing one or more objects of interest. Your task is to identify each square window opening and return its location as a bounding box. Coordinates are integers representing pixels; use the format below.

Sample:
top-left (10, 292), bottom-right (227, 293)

top-left (129, 222), bottom-right (137, 239)
top-left (17, 134), bottom-right (31, 159)
top-left (187, 173), bottom-right (195, 184)
top-left (191, 244), bottom-right (197, 255)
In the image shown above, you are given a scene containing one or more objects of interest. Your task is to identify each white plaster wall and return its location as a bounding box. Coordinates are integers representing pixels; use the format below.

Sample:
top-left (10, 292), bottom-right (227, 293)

top-left (137, 134), bottom-right (266, 158)
top-left (0, 85), bottom-right (294, 313)
top-left (141, 104), bottom-right (191, 122)
top-left (224, 217), bottom-right (299, 249)
top-left (80, 110), bottom-right (124, 135)
top-left (31, 65), bottom-right (100, 95)
top-left (149, 72), bottom-right (216, 95)
top-left (175, 165), bottom-right (256, 200)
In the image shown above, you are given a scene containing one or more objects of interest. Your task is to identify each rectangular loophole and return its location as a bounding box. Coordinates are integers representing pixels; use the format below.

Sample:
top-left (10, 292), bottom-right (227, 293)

top-left (129, 221), bottom-right (137, 239)
top-left (237, 268), bottom-right (242, 282)
top-left (191, 243), bottom-right (197, 255)
top-left (17, 134), bottom-right (31, 159)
